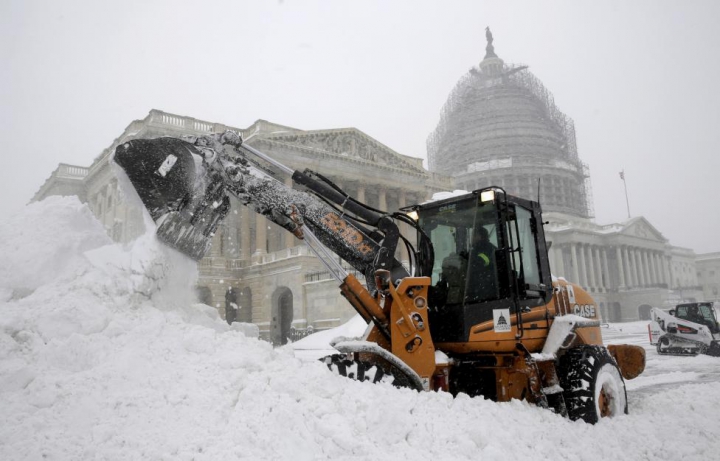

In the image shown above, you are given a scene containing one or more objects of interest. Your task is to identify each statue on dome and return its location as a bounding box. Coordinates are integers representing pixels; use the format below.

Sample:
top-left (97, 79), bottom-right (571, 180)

top-left (484, 26), bottom-right (497, 59)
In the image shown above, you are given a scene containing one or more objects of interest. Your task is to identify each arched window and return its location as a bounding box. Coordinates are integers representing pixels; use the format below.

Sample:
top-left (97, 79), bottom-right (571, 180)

top-left (637, 304), bottom-right (652, 321)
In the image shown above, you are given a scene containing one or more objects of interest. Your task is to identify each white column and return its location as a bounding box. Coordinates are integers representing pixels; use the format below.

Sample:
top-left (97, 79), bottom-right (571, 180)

top-left (378, 188), bottom-right (387, 212)
top-left (633, 249), bottom-right (644, 287)
top-left (650, 252), bottom-right (659, 285)
top-left (625, 247), bottom-right (633, 287)
top-left (357, 186), bottom-right (366, 203)
top-left (616, 246), bottom-right (626, 289)
top-left (638, 250), bottom-right (647, 286)
top-left (593, 246), bottom-right (604, 291)
top-left (647, 251), bottom-right (657, 285)
top-left (642, 250), bottom-right (653, 286)
top-left (578, 244), bottom-right (588, 288)
top-left (660, 255), bottom-right (668, 287)
top-left (652, 252), bottom-right (659, 285)
top-left (587, 245), bottom-right (597, 290)
top-left (655, 253), bottom-right (666, 285)
top-left (601, 248), bottom-right (610, 290)
top-left (571, 244), bottom-right (581, 285)
top-left (640, 250), bottom-right (649, 286)
top-left (664, 256), bottom-right (673, 288)
top-left (643, 251), bottom-right (651, 286)
top-left (623, 246), bottom-right (634, 287)
top-left (628, 249), bottom-right (637, 286)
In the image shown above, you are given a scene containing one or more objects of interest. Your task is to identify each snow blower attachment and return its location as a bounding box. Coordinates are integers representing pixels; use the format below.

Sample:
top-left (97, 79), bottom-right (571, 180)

top-left (114, 130), bottom-right (646, 424)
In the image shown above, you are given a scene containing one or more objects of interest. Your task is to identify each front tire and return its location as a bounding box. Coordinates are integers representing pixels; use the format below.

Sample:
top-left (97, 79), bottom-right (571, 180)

top-left (322, 354), bottom-right (396, 385)
top-left (558, 346), bottom-right (628, 424)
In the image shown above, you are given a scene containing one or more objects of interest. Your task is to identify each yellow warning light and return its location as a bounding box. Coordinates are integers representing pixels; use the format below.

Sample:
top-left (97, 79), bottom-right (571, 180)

top-left (406, 211), bottom-right (419, 221)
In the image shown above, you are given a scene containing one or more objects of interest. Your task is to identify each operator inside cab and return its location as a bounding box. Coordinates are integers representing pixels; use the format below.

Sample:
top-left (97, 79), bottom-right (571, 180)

top-left (464, 226), bottom-right (498, 303)
top-left (430, 201), bottom-right (503, 308)
top-left (686, 305), bottom-right (705, 325)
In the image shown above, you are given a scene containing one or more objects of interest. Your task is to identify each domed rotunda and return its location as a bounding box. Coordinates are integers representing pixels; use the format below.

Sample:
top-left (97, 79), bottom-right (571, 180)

top-left (427, 28), bottom-right (593, 218)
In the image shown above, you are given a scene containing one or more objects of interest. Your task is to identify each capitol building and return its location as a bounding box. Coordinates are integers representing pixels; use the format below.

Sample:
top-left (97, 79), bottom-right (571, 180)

top-left (34, 33), bottom-right (720, 343)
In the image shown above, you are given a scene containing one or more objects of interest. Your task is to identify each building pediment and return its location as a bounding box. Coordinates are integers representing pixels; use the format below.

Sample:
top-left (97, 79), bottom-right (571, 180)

top-left (620, 217), bottom-right (667, 243)
top-left (256, 128), bottom-right (426, 174)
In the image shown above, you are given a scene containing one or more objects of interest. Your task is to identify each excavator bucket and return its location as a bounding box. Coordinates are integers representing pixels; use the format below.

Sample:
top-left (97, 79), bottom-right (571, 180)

top-left (114, 137), bottom-right (230, 260)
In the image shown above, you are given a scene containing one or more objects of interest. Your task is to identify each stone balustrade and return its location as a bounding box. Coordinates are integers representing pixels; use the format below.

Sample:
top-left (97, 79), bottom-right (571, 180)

top-left (148, 109), bottom-right (235, 135)
top-left (254, 245), bottom-right (309, 265)
top-left (56, 163), bottom-right (89, 179)
top-left (198, 257), bottom-right (247, 270)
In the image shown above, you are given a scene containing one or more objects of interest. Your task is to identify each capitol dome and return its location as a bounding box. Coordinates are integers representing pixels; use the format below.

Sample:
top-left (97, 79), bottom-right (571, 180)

top-left (427, 29), bottom-right (593, 218)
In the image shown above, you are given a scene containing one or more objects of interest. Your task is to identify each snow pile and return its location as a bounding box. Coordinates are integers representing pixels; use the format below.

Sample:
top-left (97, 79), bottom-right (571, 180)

top-left (292, 314), bottom-right (368, 361)
top-left (2, 197), bottom-right (720, 460)
top-left (0, 196), bottom-right (111, 299)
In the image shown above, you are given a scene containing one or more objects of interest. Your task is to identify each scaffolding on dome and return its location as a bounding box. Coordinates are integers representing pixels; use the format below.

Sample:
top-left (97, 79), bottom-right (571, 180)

top-left (427, 63), bottom-right (580, 171)
top-left (426, 60), bottom-right (594, 219)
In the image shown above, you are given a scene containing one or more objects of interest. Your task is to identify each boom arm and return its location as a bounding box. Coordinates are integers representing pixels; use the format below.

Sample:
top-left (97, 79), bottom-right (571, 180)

top-left (113, 130), bottom-right (420, 289)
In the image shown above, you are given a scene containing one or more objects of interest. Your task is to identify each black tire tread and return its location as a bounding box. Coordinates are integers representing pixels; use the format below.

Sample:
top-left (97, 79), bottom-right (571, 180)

top-left (322, 354), bottom-right (394, 385)
top-left (558, 345), bottom-right (628, 424)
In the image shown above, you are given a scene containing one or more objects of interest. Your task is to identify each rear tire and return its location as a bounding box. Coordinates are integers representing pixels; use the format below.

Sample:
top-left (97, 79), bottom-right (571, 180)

top-left (558, 346), bottom-right (628, 424)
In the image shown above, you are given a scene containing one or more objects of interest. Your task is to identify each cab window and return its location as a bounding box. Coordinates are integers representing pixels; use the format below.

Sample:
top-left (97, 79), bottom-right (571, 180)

top-left (506, 206), bottom-right (541, 290)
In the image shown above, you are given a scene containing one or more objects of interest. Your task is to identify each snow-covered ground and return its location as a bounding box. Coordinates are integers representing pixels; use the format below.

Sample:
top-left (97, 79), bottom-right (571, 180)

top-left (2, 197), bottom-right (719, 460)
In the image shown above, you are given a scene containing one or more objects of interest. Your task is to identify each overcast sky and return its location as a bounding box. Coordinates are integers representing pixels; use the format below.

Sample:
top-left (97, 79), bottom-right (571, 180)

top-left (2, 0), bottom-right (719, 253)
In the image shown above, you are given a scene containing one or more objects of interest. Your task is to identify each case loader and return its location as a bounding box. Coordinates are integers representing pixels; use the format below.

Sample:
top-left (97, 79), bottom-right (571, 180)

top-left (113, 130), bottom-right (645, 423)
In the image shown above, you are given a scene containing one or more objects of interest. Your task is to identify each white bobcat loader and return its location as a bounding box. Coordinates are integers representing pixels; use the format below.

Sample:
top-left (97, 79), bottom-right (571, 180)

top-left (648, 302), bottom-right (720, 356)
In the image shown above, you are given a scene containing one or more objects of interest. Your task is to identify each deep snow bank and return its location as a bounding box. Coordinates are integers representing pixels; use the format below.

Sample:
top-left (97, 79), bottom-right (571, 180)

top-left (1, 197), bottom-right (720, 461)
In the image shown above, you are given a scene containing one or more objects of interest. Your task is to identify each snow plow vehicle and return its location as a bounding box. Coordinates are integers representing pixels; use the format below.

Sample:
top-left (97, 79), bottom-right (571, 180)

top-left (648, 303), bottom-right (720, 356)
top-left (114, 130), bottom-right (645, 423)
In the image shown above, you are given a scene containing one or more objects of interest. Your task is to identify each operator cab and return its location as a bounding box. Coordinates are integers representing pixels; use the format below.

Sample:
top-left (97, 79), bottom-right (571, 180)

top-left (413, 187), bottom-right (552, 342)
top-left (675, 302), bottom-right (719, 334)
